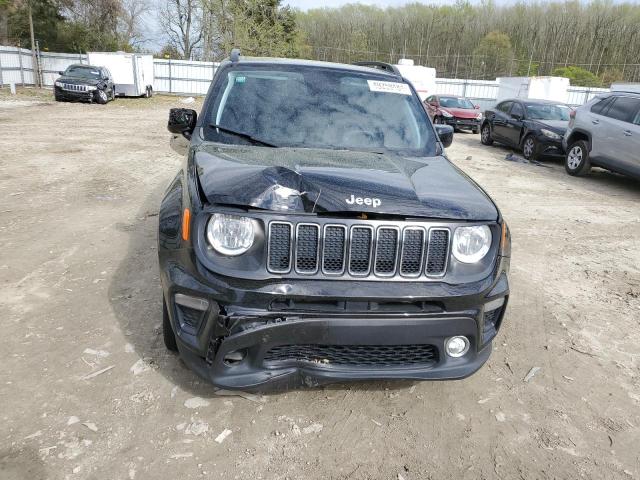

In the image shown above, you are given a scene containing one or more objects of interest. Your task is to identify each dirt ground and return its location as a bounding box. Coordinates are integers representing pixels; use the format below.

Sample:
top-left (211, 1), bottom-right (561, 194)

top-left (1, 88), bottom-right (639, 480)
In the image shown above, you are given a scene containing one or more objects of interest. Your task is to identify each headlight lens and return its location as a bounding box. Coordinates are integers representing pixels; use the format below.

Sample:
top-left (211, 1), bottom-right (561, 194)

top-left (540, 128), bottom-right (561, 140)
top-left (87, 86), bottom-right (97, 91)
top-left (206, 214), bottom-right (254, 256)
top-left (440, 110), bottom-right (453, 118)
top-left (54, 81), bottom-right (62, 87)
top-left (452, 225), bottom-right (492, 263)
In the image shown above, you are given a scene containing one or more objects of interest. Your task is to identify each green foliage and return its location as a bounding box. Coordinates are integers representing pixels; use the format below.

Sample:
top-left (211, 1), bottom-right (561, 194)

top-left (472, 31), bottom-right (514, 78)
top-left (552, 66), bottom-right (601, 87)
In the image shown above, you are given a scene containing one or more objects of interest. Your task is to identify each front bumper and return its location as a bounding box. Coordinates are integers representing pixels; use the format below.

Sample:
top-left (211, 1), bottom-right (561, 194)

top-left (442, 117), bottom-right (481, 129)
top-left (535, 134), bottom-right (565, 156)
top-left (160, 253), bottom-right (510, 391)
top-left (54, 86), bottom-right (95, 102)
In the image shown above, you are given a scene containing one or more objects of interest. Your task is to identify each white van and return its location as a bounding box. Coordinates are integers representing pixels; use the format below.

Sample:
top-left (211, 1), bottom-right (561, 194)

top-left (87, 52), bottom-right (154, 97)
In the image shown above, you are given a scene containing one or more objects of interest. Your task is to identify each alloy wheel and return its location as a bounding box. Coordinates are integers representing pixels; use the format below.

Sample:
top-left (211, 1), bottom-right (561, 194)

top-left (567, 146), bottom-right (583, 170)
top-left (523, 138), bottom-right (535, 158)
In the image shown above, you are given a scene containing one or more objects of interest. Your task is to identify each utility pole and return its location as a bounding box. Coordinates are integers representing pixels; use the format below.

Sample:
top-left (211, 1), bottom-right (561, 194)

top-left (28, 0), bottom-right (39, 88)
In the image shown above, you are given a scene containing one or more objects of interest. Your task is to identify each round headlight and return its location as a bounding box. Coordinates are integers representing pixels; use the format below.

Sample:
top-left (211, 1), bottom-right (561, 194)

top-left (206, 214), bottom-right (254, 256)
top-left (452, 225), bottom-right (492, 263)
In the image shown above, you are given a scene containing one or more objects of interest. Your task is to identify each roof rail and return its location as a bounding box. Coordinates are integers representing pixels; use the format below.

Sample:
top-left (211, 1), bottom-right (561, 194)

top-left (352, 61), bottom-right (400, 76)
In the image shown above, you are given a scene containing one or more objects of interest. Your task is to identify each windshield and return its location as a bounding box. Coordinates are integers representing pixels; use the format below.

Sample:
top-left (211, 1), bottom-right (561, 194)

top-left (64, 66), bottom-right (101, 79)
top-left (204, 64), bottom-right (437, 155)
top-left (439, 97), bottom-right (474, 109)
top-left (525, 103), bottom-right (571, 121)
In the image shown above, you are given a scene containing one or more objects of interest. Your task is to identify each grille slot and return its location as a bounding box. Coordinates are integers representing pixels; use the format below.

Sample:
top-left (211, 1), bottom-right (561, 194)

top-left (295, 224), bottom-right (319, 273)
top-left (374, 227), bottom-right (399, 276)
top-left (400, 228), bottom-right (425, 276)
top-left (263, 344), bottom-right (438, 367)
top-left (426, 229), bottom-right (450, 276)
top-left (348, 226), bottom-right (374, 275)
top-left (322, 225), bottom-right (347, 274)
top-left (267, 222), bottom-right (292, 273)
top-left (61, 83), bottom-right (88, 92)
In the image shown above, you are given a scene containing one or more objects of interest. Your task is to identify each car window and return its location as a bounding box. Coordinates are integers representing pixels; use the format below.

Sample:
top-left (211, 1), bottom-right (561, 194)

top-left (603, 96), bottom-right (640, 123)
top-left (439, 97), bottom-right (475, 109)
top-left (633, 110), bottom-right (640, 126)
top-left (425, 96), bottom-right (433, 103)
top-left (205, 65), bottom-right (437, 155)
top-left (510, 102), bottom-right (524, 117)
top-left (525, 103), bottom-right (570, 121)
top-left (590, 96), bottom-right (614, 115)
top-left (497, 101), bottom-right (512, 113)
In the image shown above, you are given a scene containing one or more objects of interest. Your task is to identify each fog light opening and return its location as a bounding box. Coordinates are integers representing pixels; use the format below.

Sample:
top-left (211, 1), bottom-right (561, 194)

top-left (223, 350), bottom-right (247, 366)
top-left (445, 336), bottom-right (470, 358)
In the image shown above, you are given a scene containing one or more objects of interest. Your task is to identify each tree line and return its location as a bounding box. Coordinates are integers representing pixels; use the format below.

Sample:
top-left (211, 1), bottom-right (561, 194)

top-left (2, 0), bottom-right (640, 86)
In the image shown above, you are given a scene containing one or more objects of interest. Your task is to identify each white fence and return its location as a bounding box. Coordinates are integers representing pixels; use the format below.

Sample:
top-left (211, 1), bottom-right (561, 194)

top-left (0, 45), bottom-right (608, 105)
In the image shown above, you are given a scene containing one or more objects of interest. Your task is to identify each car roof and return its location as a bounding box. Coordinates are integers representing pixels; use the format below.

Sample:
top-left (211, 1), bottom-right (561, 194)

top-left (224, 56), bottom-right (401, 79)
top-left (502, 98), bottom-right (568, 106)
top-left (67, 64), bottom-right (100, 69)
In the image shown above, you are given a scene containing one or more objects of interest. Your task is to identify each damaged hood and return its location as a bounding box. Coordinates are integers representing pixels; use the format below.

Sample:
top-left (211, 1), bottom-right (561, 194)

top-left (194, 144), bottom-right (498, 221)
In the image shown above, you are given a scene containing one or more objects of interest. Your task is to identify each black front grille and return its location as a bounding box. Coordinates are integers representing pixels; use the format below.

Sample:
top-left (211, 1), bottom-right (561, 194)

top-left (426, 229), bottom-right (450, 275)
top-left (374, 228), bottom-right (399, 275)
top-left (295, 224), bottom-right (319, 273)
top-left (268, 222), bottom-right (291, 272)
top-left (263, 344), bottom-right (439, 367)
top-left (322, 225), bottom-right (346, 273)
top-left (400, 228), bottom-right (425, 276)
top-left (266, 221), bottom-right (451, 279)
top-left (349, 227), bottom-right (373, 274)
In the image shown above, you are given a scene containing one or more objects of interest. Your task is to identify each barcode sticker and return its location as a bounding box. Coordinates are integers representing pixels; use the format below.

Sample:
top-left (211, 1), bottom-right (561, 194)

top-left (367, 80), bottom-right (412, 95)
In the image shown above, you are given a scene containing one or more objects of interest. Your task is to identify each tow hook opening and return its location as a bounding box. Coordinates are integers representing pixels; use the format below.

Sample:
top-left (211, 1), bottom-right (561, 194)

top-left (223, 349), bottom-right (247, 366)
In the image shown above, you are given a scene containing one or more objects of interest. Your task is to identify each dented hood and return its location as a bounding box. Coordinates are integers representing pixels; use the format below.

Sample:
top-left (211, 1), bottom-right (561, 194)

top-left (194, 144), bottom-right (498, 221)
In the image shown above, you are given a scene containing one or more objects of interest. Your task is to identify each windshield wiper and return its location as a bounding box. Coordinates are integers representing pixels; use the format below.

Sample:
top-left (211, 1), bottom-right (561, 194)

top-left (208, 124), bottom-right (278, 148)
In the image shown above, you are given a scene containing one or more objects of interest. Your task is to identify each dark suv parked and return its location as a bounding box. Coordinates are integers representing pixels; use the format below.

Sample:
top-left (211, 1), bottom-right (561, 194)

top-left (54, 64), bottom-right (115, 104)
top-left (159, 51), bottom-right (511, 390)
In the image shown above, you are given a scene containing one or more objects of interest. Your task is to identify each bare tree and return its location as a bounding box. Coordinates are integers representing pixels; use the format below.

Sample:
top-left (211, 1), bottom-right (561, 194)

top-left (119, 0), bottom-right (150, 47)
top-left (158, 0), bottom-right (202, 59)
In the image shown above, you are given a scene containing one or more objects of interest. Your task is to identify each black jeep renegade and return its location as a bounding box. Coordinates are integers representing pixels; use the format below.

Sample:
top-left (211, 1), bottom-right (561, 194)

top-left (158, 51), bottom-right (511, 390)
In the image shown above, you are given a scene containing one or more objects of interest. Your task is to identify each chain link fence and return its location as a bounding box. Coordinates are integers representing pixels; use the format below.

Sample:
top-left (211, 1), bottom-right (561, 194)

top-left (0, 45), bottom-right (609, 106)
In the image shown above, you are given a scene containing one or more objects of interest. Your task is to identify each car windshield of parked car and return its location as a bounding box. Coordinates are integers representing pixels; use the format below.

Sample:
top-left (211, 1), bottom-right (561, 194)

top-left (64, 66), bottom-right (101, 79)
top-left (439, 97), bottom-right (474, 109)
top-left (205, 65), bottom-right (437, 155)
top-left (525, 104), bottom-right (571, 121)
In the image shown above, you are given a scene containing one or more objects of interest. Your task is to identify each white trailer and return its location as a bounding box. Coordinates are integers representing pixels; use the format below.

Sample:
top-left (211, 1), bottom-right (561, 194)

top-left (611, 83), bottom-right (640, 93)
top-left (394, 59), bottom-right (436, 101)
top-left (496, 76), bottom-right (570, 103)
top-left (87, 52), bottom-right (154, 97)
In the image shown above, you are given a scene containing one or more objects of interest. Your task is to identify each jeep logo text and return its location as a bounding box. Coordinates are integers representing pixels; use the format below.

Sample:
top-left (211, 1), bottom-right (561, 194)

top-left (346, 194), bottom-right (381, 208)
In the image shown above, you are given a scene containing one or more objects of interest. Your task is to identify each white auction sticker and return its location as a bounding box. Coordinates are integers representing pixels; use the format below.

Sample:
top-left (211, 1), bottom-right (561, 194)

top-left (367, 80), bottom-right (412, 95)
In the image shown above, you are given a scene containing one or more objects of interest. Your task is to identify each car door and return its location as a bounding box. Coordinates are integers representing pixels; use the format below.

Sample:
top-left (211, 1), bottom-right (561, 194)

top-left (491, 101), bottom-right (513, 142)
top-left (594, 95), bottom-right (640, 174)
top-left (504, 101), bottom-right (525, 147)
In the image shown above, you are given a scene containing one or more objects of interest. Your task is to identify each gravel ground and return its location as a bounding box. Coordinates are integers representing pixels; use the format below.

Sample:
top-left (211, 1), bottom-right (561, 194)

top-left (1, 89), bottom-right (639, 480)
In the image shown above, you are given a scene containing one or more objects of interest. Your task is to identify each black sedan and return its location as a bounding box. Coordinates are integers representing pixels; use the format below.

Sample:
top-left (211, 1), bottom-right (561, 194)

top-left (480, 99), bottom-right (571, 160)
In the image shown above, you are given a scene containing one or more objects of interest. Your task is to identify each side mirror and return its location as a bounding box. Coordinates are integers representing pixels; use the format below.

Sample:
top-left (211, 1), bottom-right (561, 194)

top-left (434, 124), bottom-right (454, 148)
top-left (168, 108), bottom-right (197, 138)
top-left (511, 113), bottom-right (523, 121)
top-left (58, 71), bottom-right (64, 75)
top-left (474, 104), bottom-right (480, 109)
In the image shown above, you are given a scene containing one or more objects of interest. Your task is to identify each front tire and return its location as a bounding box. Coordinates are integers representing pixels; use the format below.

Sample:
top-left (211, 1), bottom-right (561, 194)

top-left (522, 135), bottom-right (539, 160)
top-left (472, 126), bottom-right (479, 134)
top-left (163, 297), bottom-right (178, 352)
top-left (565, 140), bottom-right (591, 176)
top-left (481, 123), bottom-right (493, 145)
top-left (95, 89), bottom-right (109, 105)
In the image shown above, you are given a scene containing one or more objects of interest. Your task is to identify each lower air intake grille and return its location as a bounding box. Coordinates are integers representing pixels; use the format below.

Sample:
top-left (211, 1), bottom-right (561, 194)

top-left (426, 229), bottom-right (450, 276)
top-left (268, 222), bottom-right (291, 272)
top-left (263, 344), bottom-right (439, 367)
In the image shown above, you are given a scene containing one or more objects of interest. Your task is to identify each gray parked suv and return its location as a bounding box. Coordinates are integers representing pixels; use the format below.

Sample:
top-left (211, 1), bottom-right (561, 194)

top-left (563, 91), bottom-right (640, 180)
